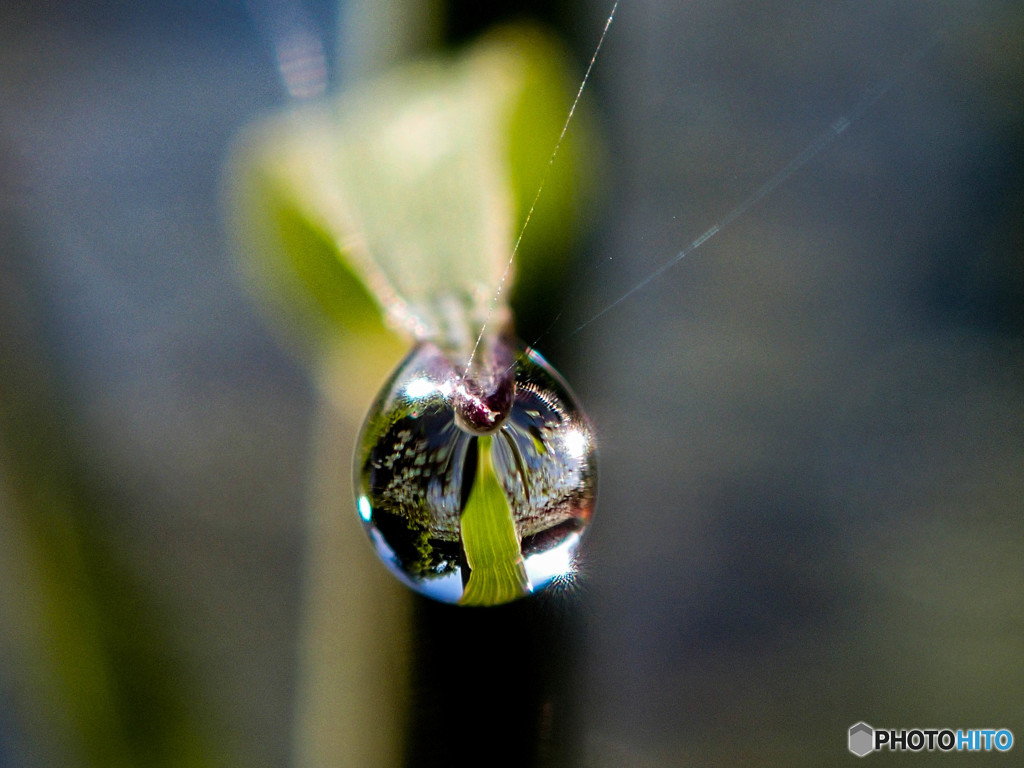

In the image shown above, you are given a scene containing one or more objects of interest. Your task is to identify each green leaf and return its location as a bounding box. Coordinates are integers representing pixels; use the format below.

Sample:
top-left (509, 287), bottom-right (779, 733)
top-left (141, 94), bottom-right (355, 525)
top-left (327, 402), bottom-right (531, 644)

top-left (225, 25), bottom-right (598, 361)
top-left (458, 436), bottom-right (529, 606)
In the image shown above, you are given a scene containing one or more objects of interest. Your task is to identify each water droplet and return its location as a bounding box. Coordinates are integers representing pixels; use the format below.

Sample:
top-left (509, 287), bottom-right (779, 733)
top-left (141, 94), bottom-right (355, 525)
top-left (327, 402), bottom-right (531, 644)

top-left (355, 338), bottom-right (596, 605)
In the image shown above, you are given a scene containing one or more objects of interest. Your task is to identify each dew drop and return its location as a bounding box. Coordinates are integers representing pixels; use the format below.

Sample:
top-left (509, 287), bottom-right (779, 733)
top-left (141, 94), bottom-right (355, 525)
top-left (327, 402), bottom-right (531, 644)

top-left (355, 338), bottom-right (596, 606)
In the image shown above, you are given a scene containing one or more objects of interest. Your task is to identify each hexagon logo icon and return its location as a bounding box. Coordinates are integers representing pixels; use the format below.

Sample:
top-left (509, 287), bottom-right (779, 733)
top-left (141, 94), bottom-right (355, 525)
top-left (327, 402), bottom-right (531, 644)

top-left (849, 722), bottom-right (874, 757)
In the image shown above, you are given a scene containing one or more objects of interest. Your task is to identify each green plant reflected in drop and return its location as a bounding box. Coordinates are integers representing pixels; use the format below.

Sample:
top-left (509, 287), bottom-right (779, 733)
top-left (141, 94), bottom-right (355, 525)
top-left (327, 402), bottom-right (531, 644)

top-left (355, 337), bottom-right (596, 605)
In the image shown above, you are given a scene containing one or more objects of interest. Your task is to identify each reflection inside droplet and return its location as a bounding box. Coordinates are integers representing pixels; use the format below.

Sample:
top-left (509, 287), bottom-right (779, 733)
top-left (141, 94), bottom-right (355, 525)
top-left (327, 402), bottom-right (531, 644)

top-left (355, 338), bottom-right (596, 605)
top-left (403, 377), bottom-right (436, 399)
top-left (357, 494), bottom-right (372, 522)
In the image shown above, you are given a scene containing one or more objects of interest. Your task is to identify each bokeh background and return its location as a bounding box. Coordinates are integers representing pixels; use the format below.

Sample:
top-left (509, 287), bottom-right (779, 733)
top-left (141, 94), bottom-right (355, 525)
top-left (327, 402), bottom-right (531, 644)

top-left (1, 0), bottom-right (1021, 766)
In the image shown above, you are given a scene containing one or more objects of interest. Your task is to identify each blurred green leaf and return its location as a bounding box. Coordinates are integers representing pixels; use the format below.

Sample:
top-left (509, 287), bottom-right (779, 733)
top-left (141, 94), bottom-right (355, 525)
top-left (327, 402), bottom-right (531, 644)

top-left (225, 25), bottom-right (598, 362)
